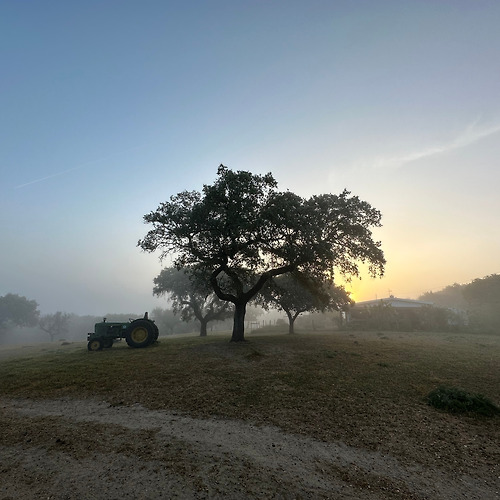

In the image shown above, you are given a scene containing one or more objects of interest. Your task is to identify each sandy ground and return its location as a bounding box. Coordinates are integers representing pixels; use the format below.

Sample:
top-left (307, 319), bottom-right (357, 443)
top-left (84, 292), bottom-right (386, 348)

top-left (1, 397), bottom-right (498, 500)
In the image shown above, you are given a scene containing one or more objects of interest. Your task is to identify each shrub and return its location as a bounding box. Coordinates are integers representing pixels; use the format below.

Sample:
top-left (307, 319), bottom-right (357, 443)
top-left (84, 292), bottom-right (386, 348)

top-left (427, 386), bottom-right (500, 417)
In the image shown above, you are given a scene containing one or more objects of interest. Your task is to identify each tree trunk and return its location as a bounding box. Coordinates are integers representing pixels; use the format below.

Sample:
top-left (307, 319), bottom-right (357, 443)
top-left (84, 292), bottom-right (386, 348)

top-left (231, 302), bottom-right (246, 342)
top-left (199, 319), bottom-right (208, 337)
top-left (285, 310), bottom-right (302, 334)
top-left (286, 311), bottom-right (296, 334)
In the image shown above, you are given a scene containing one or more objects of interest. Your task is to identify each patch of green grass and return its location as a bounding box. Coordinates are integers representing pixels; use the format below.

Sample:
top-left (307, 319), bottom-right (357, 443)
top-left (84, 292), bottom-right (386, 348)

top-left (427, 386), bottom-right (500, 417)
top-left (323, 350), bottom-right (338, 358)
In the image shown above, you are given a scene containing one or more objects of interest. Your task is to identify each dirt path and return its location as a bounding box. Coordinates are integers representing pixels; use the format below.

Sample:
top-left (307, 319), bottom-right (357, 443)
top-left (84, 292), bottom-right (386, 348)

top-left (1, 398), bottom-right (497, 499)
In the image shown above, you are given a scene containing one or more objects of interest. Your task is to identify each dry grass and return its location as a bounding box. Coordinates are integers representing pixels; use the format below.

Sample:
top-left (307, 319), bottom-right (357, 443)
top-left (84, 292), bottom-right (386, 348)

top-left (0, 329), bottom-right (499, 476)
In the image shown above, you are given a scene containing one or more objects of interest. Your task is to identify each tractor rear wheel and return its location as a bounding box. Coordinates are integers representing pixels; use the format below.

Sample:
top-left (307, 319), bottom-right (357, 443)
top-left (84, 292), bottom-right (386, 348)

top-left (88, 339), bottom-right (103, 351)
top-left (125, 320), bottom-right (155, 348)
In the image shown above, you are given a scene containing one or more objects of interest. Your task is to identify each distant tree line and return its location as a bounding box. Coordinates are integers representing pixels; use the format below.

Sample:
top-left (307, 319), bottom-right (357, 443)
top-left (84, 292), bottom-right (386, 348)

top-left (419, 274), bottom-right (500, 333)
top-left (0, 292), bottom-right (235, 345)
top-left (3, 273), bottom-right (498, 344)
top-left (348, 302), bottom-right (461, 332)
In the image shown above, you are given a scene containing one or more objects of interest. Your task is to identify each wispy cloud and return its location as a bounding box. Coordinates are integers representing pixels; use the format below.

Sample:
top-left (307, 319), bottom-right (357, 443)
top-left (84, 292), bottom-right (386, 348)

top-left (15, 164), bottom-right (90, 189)
top-left (15, 143), bottom-right (153, 189)
top-left (368, 120), bottom-right (500, 170)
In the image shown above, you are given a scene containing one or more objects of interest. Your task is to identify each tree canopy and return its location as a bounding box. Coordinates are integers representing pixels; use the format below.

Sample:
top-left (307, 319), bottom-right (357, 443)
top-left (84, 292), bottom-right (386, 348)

top-left (139, 165), bottom-right (385, 341)
top-left (153, 267), bottom-right (233, 336)
top-left (0, 294), bottom-right (39, 333)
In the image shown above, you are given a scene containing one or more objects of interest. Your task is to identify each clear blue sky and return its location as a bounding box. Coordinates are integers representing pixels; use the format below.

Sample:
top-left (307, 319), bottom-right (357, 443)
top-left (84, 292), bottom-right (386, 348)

top-left (2, 1), bottom-right (499, 315)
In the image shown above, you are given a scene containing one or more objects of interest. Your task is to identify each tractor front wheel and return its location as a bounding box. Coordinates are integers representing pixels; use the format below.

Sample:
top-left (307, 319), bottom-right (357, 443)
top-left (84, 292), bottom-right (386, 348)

top-left (125, 320), bottom-right (155, 348)
top-left (88, 339), bottom-right (103, 351)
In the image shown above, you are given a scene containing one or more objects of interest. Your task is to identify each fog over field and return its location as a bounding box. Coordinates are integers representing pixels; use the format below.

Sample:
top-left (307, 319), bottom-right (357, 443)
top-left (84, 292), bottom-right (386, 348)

top-left (2, 2), bottom-right (500, 316)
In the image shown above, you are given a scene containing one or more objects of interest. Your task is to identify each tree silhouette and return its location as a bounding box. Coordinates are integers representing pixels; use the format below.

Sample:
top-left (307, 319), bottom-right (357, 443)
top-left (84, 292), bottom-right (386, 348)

top-left (39, 312), bottom-right (70, 342)
top-left (153, 267), bottom-right (233, 336)
top-left (258, 272), bottom-right (352, 334)
top-left (139, 165), bottom-right (385, 341)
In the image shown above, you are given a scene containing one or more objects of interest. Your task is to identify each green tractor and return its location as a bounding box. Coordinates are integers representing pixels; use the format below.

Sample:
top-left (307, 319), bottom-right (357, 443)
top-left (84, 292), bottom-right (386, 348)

top-left (87, 312), bottom-right (159, 351)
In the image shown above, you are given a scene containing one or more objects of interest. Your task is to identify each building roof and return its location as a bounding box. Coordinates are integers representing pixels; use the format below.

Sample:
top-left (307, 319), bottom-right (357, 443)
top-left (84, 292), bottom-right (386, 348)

top-left (353, 296), bottom-right (433, 309)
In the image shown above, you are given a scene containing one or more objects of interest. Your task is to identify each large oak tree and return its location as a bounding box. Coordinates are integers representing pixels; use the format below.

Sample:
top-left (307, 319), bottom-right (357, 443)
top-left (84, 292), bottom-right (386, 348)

top-left (139, 165), bottom-right (385, 341)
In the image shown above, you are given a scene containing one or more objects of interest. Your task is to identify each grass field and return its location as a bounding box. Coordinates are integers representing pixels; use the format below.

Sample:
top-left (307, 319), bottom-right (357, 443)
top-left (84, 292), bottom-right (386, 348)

top-left (0, 328), bottom-right (498, 479)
